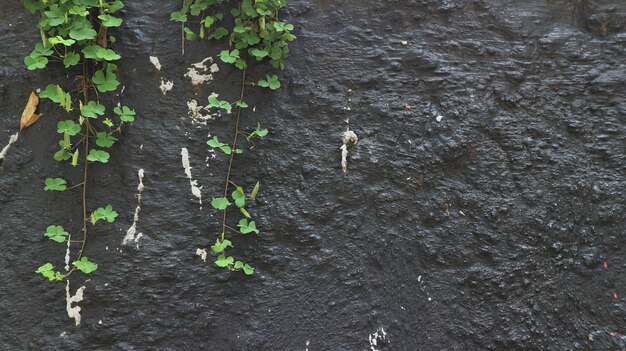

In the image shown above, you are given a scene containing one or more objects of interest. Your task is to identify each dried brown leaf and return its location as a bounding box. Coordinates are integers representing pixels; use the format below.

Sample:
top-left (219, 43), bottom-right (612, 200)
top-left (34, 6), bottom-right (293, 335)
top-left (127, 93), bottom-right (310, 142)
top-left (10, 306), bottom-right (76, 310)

top-left (19, 91), bottom-right (43, 132)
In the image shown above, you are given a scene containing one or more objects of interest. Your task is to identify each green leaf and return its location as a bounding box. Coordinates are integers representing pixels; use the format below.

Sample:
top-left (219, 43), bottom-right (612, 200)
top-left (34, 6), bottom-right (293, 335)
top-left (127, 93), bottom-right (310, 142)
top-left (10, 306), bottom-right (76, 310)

top-left (73, 257), bottom-right (98, 274)
top-left (48, 36), bottom-right (76, 46)
top-left (242, 263), bottom-right (254, 275)
top-left (232, 187), bottom-right (246, 208)
top-left (240, 207), bottom-right (252, 219)
top-left (207, 136), bottom-right (232, 154)
top-left (71, 149), bottom-right (80, 166)
top-left (92, 65), bottom-right (120, 92)
top-left (258, 74), bottom-right (280, 90)
top-left (211, 27), bottom-right (229, 40)
top-left (211, 197), bottom-right (231, 210)
top-left (219, 49), bottom-right (239, 64)
top-left (63, 52), bottom-right (80, 68)
top-left (170, 10), bottom-right (188, 22)
top-left (215, 254), bottom-right (234, 267)
top-left (35, 263), bottom-right (63, 281)
top-left (242, 0), bottom-right (257, 17)
top-left (86, 149), bottom-right (110, 163)
top-left (183, 27), bottom-right (197, 41)
top-left (208, 96), bottom-right (232, 111)
top-left (234, 261), bottom-right (244, 269)
top-left (95, 48), bottom-right (121, 61)
top-left (44, 178), bottom-right (67, 191)
top-left (95, 132), bottom-right (118, 148)
top-left (98, 14), bottom-right (122, 27)
top-left (81, 101), bottom-right (105, 118)
top-left (235, 59), bottom-right (247, 70)
top-left (57, 120), bottom-right (81, 136)
top-left (45, 225), bottom-right (69, 243)
top-left (24, 55), bottom-right (48, 70)
top-left (113, 105), bottom-right (136, 122)
top-left (238, 218), bottom-right (259, 235)
top-left (235, 101), bottom-right (249, 108)
top-left (91, 205), bottom-right (118, 224)
top-left (250, 181), bottom-right (260, 200)
top-left (69, 18), bottom-right (97, 41)
top-left (250, 48), bottom-right (268, 59)
top-left (81, 45), bottom-right (100, 59)
top-left (210, 239), bottom-right (232, 253)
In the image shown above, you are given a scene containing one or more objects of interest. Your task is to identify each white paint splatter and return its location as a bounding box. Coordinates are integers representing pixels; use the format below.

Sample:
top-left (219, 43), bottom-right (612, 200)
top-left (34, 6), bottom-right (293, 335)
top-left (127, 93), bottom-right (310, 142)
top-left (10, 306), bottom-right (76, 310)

top-left (305, 340), bottom-right (310, 351)
top-left (123, 169), bottom-right (144, 246)
top-left (185, 57), bottom-right (218, 85)
top-left (369, 327), bottom-right (388, 351)
top-left (196, 248), bottom-right (207, 262)
top-left (160, 78), bottom-right (174, 95)
top-left (187, 99), bottom-right (215, 125)
top-left (340, 130), bottom-right (359, 172)
top-left (65, 281), bottom-right (86, 326)
top-left (436, 115), bottom-right (443, 122)
top-left (181, 148), bottom-right (202, 206)
top-left (0, 133), bottom-right (19, 161)
top-left (59, 331), bottom-right (67, 338)
top-left (149, 56), bottom-right (162, 71)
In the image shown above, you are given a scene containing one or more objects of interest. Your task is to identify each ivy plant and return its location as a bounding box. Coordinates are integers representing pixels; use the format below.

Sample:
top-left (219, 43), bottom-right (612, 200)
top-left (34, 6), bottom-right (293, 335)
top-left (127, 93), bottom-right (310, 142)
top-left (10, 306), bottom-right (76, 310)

top-left (24, 1), bottom-right (134, 284)
top-left (172, 0), bottom-right (295, 275)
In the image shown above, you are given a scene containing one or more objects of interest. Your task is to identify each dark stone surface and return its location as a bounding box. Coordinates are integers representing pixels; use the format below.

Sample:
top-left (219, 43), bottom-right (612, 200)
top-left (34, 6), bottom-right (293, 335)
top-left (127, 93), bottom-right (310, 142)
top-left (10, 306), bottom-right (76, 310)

top-left (1, 0), bottom-right (625, 350)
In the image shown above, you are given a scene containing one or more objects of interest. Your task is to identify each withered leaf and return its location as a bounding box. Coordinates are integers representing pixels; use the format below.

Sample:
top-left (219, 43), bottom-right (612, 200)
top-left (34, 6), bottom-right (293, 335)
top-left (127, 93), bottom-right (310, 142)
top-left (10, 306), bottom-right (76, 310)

top-left (19, 91), bottom-right (43, 132)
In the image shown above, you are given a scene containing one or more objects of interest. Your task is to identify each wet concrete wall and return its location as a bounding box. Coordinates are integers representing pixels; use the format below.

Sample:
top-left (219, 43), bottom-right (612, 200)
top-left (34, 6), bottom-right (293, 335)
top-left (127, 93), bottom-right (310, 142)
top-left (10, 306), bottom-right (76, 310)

top-left (1, 0), bottom-right (625, 350)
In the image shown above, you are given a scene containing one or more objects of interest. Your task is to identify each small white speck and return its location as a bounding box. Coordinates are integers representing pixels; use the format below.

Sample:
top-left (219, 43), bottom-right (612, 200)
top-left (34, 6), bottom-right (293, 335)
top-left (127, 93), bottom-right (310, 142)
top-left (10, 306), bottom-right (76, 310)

top-left (401, 40), bottom-right (408, 45)
top-left (98, 320), bottom-right (102, 325)
top-left (418, 275), bottom-right (422, 282)
top-left (436, 115), bottom-right (443, 122)
top-left (400, 306), bottom-right (406, 310)
top-left (105, 246), bottom-right (108, 250)
top-left (459, 210), bottom-right (465, 216)
top-left (428, 297), bottom-right (432, 301)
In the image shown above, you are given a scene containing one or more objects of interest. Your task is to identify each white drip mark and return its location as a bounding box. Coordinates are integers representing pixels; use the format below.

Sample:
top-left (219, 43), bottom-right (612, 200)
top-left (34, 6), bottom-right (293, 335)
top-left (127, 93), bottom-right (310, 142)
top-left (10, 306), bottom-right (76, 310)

top-left (123, 169), bottom-right (145, 246)
top-left (196, 248), bottom-right (207, 262)
top-left (340, 130), bottom-right (358, 172)
top-left (187, 99), bottom-right (216, 125)
top-left (369, 327), bottom-right (388, 351)
top-left (66, 281), bottom-right (86, 326)
top-left (0, 133), bottom-right (19, 161)
top-left (149, 56), bottom-right (162, 71)
top-left (181, 148), bottom-right (202, 207)
top-left (64, 233), bottom-right (71, 271)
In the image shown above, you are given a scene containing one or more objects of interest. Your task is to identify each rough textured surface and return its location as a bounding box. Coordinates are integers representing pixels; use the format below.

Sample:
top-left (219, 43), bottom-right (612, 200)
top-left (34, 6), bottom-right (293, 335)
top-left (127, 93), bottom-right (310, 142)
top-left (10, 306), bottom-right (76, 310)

top-left (1, 1), bottom-right (625, 350)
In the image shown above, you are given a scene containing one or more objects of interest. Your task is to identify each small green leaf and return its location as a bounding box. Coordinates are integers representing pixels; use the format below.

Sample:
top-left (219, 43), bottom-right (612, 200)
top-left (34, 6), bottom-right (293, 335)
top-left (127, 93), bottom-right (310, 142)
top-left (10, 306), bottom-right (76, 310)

top-left (250, 181), bottom-right (260, 200)
top-left (219, 49), bottom-right (239, 64)
top-left (71, 149), bottom-right (80, 167)
top-left (63, 52), bottom-right (81, 68)
top-left (207, 136), bottom-right (232, 154)
top-left (183, 27), bottom-right (197, 41)
top-left (210, 239), bottom-right (232, 253)
top-left (98, 14), bottom-right (122, 27)
top-left (92, 64), bottom-right (120, 92)
top-left (242, 263), bottom-right (254, 275)
top-left (35, 263), bottom-right (63, 281)
top-left (24, 55), bottom-right (48, 70)
top-left (45, 225), bottom-right (69, 243)
top-left (87, 149), bottom-right (110, 163)
top-left (95, 132), bottom-right (118, 148)
top-left (211, 27), bottom-right (229, 40)
top-left (234, 261), bottom-right (244, 269)
top-left (215, 254), bottom-right (234, 267)
top-left (208, 96), bottom-right (232, 111)
top-left (48, 36), bottom-right (76, 46)
top-left (232, 187), bottom-right (246, 208)
top-left (44, 178), bottom-right (67, 191)
top-left (240, 207), bottom-right (252, 219)
top-left (170, 10), bottom-right (188, 23)
top-left (73, 257), bottom-right (98, 274)
top-left (91, 205), bottom-right (118, 224)
top-left (258, 74), bottom-right (280, 90)
top-left (57, 120), bottom-right (81, 136)
top-left (211, 197), bottom-right (231, 210)
top-left (81, 101), bottom-right (105, 118)
top-left (235, 101), bottom-right (249, 108)
top-left (113, 105), bottom-right (136, 122)
top-left (238, 218), bottom-right (259, 235)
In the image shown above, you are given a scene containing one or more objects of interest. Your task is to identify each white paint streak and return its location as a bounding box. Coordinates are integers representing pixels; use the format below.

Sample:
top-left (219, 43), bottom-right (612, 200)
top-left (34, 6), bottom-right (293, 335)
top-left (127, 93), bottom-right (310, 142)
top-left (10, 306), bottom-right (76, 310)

top-left (0, 133), bottom-right (19, 161)
top-left (160, 78), bottom-right (174, 95)
top-left (196, 248), bottom-right (207, 262)
top-left (65, 281), bottom-right (86, 326)
top-left (185, 57), bottom-right (218, 85)
top-left (340, 130), bottom-right (358, 172)
top-left (123, 169), bottom-right (144, 246)
top-left (64, 233), bottom-right (71, 271)
top-left (181, 148), bottom-right (202, 206)
top-left (149, 56), bottom-right (162, 71)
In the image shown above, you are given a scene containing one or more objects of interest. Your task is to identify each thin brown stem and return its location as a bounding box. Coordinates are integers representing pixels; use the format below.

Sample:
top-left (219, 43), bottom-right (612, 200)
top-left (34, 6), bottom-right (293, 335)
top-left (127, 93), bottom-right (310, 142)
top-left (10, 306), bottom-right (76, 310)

top-left (221, 67), bottom-right (247, 241)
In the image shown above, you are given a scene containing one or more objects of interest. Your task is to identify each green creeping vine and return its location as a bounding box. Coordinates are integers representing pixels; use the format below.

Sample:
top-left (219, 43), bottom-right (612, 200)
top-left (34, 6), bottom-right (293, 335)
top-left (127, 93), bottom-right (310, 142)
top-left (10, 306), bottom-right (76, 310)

top-left (171, 0), bottom-right (295, 275)
top-left (24, 0), bottom-right (134, 281)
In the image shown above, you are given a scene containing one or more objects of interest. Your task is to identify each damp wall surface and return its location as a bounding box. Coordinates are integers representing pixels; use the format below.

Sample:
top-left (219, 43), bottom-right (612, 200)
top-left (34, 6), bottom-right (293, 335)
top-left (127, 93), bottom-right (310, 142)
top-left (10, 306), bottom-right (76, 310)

top-left (1, 0), bottom-right (625, 350)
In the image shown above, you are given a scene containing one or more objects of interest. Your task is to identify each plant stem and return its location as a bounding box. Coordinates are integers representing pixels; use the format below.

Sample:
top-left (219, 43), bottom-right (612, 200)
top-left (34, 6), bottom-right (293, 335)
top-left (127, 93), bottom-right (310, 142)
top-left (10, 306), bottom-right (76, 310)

top-left (221, 67), bottom-right (247, 241)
